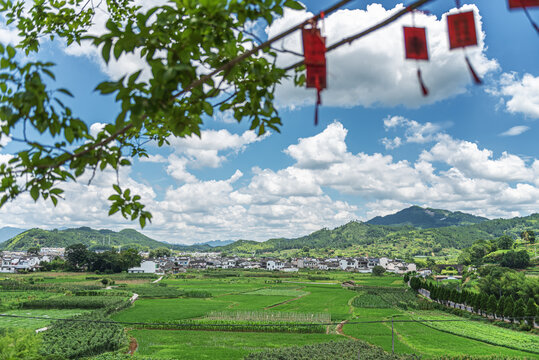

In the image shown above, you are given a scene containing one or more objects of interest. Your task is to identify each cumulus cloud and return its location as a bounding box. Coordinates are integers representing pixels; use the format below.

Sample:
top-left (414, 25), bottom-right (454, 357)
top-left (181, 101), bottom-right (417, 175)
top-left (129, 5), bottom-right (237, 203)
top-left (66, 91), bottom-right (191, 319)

top-left (500, 125), bottom-right (530, 136)
top-left (489, 73), bottom-right (539, 119)
top-left (2, 119), bottom-right (538, 244)
top-left (168, 129), bottom-right (263, 168)
top-left (139, 154), bottom-right (167, 163)
top-left (381, 115), bottom-right (443, 149)
top-left (269, 4), bottom-right (498, 109)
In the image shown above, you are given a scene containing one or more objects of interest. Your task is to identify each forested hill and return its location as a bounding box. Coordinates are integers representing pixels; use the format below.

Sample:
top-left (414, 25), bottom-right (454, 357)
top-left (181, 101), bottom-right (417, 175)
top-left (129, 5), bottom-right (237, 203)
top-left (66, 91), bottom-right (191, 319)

top-left (216, 213), bottom-right (539, 257)
top-left (366, 206), bottom-right (488, 228)
top-left (0, 227), bottom-right (170, 251)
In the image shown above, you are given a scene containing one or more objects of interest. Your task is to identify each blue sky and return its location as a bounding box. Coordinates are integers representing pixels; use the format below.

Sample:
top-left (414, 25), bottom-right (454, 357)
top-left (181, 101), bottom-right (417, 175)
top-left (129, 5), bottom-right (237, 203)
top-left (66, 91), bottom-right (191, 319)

top-left (0, 1), bottom-right (538, 244)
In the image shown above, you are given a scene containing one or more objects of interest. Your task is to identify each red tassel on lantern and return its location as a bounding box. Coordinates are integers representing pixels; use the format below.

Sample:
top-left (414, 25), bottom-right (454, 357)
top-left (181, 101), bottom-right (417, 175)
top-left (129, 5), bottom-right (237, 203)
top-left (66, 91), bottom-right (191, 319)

top-left (447, 10), bottom-right (482, 84)
top-left (404, 26), bottom-right (429, 96)
top-left (302, 25), bottom-right (326, 126)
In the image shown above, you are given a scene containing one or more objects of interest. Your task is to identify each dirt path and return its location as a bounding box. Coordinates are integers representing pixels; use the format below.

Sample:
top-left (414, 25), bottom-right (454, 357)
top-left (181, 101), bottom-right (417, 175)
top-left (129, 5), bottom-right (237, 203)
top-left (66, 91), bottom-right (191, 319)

top-left (264, 292), bottom-right (309, 309)
top-left (152, 276), bottom-right (163, 284)
top-left (335, 320), bottom-right (358, 340)
top-left (128, 336), bottom-right (138, 355)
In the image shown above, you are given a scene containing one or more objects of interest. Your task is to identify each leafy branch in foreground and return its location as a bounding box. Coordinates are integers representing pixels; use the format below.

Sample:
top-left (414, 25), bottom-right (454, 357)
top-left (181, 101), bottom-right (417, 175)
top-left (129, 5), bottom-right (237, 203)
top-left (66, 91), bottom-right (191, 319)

top-left (0, 0), bottom-right (305, 226)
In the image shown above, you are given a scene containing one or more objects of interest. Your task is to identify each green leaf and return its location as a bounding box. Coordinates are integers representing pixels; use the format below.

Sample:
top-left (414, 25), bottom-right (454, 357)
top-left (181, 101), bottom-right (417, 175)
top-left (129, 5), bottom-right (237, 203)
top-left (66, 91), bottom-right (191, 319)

top-left (284, 1), bottom-right (304, 10)
top-left (113, 184), bottom-right (121, 193)
top-left (30, 186), bottom-right (39, 201)
top-left (102, 40), bottom-right (112, 63)
top-left (6, 46), bottom-right (15, 59)
top-left (203, 101), bottom-right (214, 116)
top-left (57, 88), bottom-right (73, 97)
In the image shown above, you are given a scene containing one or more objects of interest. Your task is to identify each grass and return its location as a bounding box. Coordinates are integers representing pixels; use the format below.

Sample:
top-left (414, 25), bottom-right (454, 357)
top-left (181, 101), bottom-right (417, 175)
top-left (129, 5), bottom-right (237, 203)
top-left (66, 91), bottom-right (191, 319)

top-left (267, 284), bottom-right (356, 320)
top-left (130, 329), bottom-right (342, 359)
top-left (343, 307), bottom-right (535, 359)
top-left (0, 309), bottom-right (91, 329)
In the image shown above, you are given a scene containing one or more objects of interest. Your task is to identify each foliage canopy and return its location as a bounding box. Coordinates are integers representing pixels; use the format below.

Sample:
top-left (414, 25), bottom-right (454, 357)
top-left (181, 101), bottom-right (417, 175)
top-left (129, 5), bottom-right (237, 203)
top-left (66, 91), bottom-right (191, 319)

top-left (0, 0), bottom-right (305, 226)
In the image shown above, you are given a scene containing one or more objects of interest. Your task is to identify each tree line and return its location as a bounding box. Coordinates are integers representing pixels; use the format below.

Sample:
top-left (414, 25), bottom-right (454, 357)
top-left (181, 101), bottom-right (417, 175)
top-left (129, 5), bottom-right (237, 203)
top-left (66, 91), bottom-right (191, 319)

top-left (41, 243), bottom-right (142, 273)
top-left (409, 277), bottom-right (537, 324)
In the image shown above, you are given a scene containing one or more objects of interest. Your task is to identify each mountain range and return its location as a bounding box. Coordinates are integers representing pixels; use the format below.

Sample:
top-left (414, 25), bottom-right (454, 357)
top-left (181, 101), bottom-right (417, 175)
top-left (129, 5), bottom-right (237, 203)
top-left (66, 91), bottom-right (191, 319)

top-left (0, 227), bottom-right (26, 243)
top-left (366, 206), bottom-right (488, 228)
top-left (1, 206), bottom-right (537, 258)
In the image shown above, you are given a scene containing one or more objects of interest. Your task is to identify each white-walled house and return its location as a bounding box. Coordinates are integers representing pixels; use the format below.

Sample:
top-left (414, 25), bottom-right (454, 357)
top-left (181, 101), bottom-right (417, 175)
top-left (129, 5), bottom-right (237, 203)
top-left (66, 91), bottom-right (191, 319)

top-left (266, 260), bottom-right (285, 270)
top-left (128, 260), bottom-right (157, 274)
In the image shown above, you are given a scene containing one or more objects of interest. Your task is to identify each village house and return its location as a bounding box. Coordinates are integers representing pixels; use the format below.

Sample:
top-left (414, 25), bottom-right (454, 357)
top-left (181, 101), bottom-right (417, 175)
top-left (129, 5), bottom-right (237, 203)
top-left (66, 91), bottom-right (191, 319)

top-left (127, 260), bottom-right (157, 274)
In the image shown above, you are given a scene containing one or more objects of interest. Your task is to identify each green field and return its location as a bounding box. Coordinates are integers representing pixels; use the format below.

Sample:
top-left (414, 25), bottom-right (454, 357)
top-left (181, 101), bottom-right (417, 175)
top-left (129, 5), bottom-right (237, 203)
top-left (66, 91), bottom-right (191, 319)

top-left (0, 309), bottom-right (91, 329)
top-left (130, 329), bottom-right (343, 359)
top-left (1, 270), bottom-right (537, 360)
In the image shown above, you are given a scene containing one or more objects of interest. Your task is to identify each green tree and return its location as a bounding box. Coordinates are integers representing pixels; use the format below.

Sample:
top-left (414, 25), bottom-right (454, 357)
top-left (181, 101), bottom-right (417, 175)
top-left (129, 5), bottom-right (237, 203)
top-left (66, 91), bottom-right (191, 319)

top-left (497, 235), bottom-right (514, 250)
top-left (0, 0), bottom-right (307, 226)
top-left (26, 246), bottom-right (40, 256)
top-left (497, 296), bottom-right (506, 318)
top-left (409, 276), bottom-right (421, 291)
top-left (525, 298), bottom-right (536, 322)
top-left (480, 293), bottom-right (489, 315)
top-left (487, 294), bottom-right (497, 317)
top-left (520, 230), bottom-right (535, 245)
top-left (149, 247), bottom-right (171, 259)
top-left (403, 273), bottom-right (410, 283)
top-left (504, 296), bottom-right (514, 322)
top-left (65, 243), bottom-right (89, 271)
top-left (372, 265), bottom-right (385, 276)
top-left (120, 248), bottom-right (142, 270)
top-left (513, 298), bottom-right (525, 322)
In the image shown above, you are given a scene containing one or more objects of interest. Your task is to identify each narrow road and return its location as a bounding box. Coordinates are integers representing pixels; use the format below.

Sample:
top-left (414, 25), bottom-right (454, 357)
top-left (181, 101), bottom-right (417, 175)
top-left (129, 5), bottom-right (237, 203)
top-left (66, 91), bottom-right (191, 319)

top-left (152, 276), bottom-right (163, 284)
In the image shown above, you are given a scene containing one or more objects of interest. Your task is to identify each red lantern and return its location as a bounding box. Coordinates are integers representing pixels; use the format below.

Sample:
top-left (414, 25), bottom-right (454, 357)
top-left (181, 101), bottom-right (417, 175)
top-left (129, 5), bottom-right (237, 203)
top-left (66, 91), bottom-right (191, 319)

top-left (447, 10), bottom-right (482, 84)
top-left (508, 0), bottom-right (539, 8)
top-left (447, 11), bottom-right (478, 49)
top-left (404, 26), bottom-right (429, 60)
top-left (403, 26), bottom-right (429, 96)
top-left (302, 25), bottom-right (326, 125)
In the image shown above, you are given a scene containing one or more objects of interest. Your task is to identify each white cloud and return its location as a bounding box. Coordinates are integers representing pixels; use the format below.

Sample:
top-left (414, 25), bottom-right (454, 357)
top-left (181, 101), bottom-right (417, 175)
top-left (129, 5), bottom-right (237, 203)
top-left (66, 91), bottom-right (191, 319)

top-left (284, 121), bottom-right (347, 169)
top-left (0, 25), bottom-right (21, 46)
top-left (500, 125), bottom-right (530, 136)
top-left (139, 154), bottom-right (167, 163)
top-left (490, 73), bottom-right (539, 119)
top-left (2, 120), bottom-right (538, 244)
top-left (0, 121), bottom-right (10, 147)
top-left (168, 129), bottom-right (264, 168)
top-left (89, 122), bottom-right (107, 138)
top-left (270, 4), bottom-right (498, 109)
top-left (420, 134), bottom-right (534, 182)
top-left (166, 155), bottom-right (197, 183)
top-left (382, 115), bottom-right (442, 149)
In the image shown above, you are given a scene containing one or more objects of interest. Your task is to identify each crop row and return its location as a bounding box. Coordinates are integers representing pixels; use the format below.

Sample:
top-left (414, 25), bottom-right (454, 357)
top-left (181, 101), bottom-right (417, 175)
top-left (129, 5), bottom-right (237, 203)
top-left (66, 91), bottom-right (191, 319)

top-left (136, 319), bottom-right (325, 334)
top-left (205, 310), bottom-right (331, 323)
top-left (352, 287), bottom-right (418, 310)
top-left (244, 339), bottom-right (415, 359)
top-left (21, 296), bottom-right (128, 309)
top-left (40, 312), bottom-right (128, 359)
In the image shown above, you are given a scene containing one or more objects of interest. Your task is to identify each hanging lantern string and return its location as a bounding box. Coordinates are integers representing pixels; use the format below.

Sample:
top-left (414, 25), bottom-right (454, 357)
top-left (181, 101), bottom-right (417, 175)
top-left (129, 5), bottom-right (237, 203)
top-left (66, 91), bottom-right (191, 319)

top-left (522, 5), bottom-right (539, 34)
top-left (285, 0), bottom-right (433, 71)
top-left (174, 0), bottom-right (354, 98)
top-left (407, 8), bottom-right (429, 96)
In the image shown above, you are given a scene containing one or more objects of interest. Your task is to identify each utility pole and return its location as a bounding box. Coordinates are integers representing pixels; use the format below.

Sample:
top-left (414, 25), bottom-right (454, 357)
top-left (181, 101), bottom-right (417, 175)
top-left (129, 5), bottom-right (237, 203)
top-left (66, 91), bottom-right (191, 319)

top-left (391, 317), bottom-right (394, 354)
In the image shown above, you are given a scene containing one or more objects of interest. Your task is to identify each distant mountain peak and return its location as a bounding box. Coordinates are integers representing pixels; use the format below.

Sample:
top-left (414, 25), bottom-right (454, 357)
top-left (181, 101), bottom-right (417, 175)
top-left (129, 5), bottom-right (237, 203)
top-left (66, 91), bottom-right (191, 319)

top-left (366, 206), bottom-right (488, 228)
